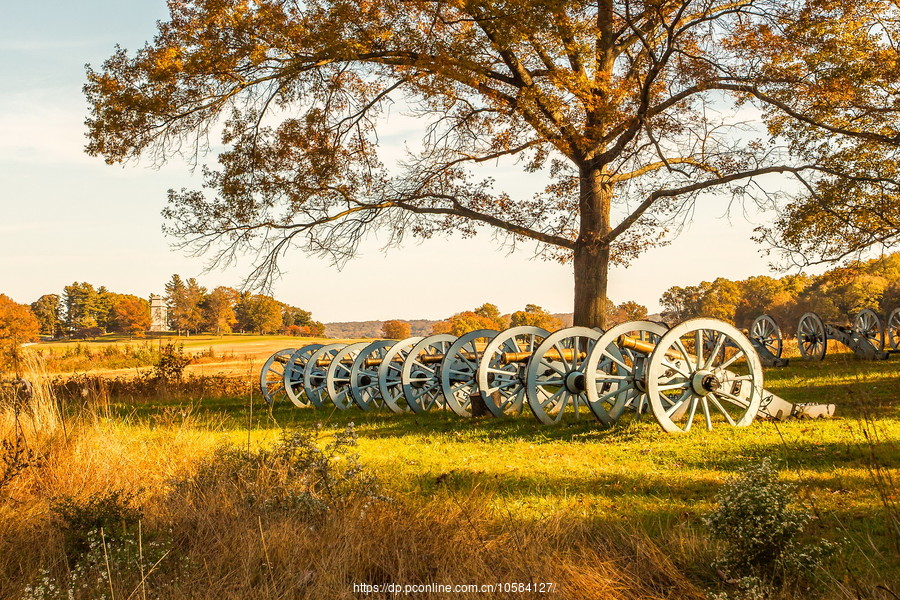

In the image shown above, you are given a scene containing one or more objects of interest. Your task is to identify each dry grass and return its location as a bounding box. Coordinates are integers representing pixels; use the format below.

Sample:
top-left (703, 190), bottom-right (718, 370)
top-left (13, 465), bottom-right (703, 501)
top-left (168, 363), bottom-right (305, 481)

top-left (0, 367), bottom-right (705, 600)
top-left (1, 351), bottom-right (897, 600)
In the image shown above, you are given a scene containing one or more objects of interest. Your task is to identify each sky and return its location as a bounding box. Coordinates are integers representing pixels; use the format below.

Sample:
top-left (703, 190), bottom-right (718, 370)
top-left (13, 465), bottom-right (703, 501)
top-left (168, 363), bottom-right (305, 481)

top-left (0, 1), bottom-right (822, 323)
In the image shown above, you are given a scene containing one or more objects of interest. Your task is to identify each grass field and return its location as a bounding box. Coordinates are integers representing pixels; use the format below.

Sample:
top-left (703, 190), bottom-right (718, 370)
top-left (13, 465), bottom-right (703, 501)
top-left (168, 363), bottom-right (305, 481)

top-left (26, 333), bottom-right (338, 377)
top-left (1, 338), bottom-right (898, 599)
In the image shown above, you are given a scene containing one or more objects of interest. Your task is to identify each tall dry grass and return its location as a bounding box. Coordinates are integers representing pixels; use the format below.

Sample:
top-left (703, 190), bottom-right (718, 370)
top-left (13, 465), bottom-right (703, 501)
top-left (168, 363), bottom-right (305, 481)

top-left (0, 360), bottom-right (707, 600)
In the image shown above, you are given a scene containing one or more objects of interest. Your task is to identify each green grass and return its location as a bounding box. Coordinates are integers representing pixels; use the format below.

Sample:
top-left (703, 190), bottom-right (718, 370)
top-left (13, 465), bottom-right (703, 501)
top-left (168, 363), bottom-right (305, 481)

top-left (5, 347), bottom-right (894, 598)
top-left (102, 349), bottom-right (900, 588)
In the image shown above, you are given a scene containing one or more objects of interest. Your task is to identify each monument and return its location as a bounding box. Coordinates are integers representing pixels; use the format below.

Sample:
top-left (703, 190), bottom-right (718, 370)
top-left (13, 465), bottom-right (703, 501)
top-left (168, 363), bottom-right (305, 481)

top-left (149, 294), bottom-right (169, 332)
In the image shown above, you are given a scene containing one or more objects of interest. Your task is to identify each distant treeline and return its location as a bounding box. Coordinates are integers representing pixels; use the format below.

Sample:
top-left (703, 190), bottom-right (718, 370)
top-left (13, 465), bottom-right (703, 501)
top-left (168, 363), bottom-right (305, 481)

top-left (324, 319), bottom-right (436, 339)
top-left (25, 275), bottom-right (325, 338)
top-left (325, 313), bottom-right (575, 338)
top-left (659, 253), bottom-right (900, 332)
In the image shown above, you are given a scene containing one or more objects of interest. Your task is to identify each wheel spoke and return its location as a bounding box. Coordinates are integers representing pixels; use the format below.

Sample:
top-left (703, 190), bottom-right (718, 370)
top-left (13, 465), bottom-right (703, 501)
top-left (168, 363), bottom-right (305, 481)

top-left (707, 393), bottom-right (737, 426)
top-left (683, 398), bottom-right (699, 432)
top-left (664, 390), bottom-right (691, 416)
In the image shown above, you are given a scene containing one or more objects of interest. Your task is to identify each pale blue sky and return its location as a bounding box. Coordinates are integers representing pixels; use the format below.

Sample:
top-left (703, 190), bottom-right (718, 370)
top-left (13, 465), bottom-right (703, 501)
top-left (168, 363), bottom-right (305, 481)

top-left (0, 1), bottom-right (819, 322)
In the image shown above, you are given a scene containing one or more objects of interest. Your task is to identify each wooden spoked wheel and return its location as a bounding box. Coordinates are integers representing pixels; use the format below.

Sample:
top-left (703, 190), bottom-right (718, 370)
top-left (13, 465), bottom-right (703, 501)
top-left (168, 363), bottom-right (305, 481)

top-left (377, 337), bottom-right (424, 413)
top-left (854, 308), bottom-right (885, 351)
top-left (349, 340), bottom-right (395, 411)
top-left (797, 312), bottom-right (827, 361)
top-left (583, 320), bottom-right (668, 427)
top-left (525, 327), bottom-right (602, 425)
top-left (302, 344), bottom-right (345, 408)
top-left (750, 314), bottom-right (783, 359)
top-left (283, 344), bottom-right (323, 407)
top-left (259, 348), bottom-right (296, 406)
top-left (440, 329), bottom-right (499, 417)
top-left (888, 307), bottom-right (900, 351)
top-left (326, 342), bottom-right (369, 410)
top-left (645, 319), bottom-right (763, 433)
top-left (476, 326), bottom-right (550, 417)
top-left (401, 334), bottom-right (457, 413)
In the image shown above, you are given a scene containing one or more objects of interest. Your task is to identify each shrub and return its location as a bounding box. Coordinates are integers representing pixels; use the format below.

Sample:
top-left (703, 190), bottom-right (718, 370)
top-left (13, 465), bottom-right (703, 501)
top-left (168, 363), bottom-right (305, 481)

top-left (171, 424), bottom-right (386, 518)
top-left (152, 343), bottom-right (192, 382)
top-left (50, 489), bottom-right (143, 556)
top-left (705, 459), bottom-right (837, 587)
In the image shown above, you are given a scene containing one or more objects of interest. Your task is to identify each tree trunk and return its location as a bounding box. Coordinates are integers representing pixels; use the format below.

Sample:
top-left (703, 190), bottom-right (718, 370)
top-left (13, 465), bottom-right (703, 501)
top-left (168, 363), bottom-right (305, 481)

top-left (573, 164), bottom-right (612, 328)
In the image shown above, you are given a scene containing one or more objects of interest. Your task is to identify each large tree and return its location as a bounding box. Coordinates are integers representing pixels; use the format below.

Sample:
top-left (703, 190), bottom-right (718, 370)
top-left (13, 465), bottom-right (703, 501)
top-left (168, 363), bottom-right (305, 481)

top-left (108, 294), bottom-right (153, 335)
top-left (63, 282), bottom-right (105, 332)
top-left (202, 286), bottom-right (240, 334)
top-left (166, 274), bottom-right (207, 333)
top-left (85, 0), bottom-right (900, 327)
top-left (31, 294), bottom-right (62, 338)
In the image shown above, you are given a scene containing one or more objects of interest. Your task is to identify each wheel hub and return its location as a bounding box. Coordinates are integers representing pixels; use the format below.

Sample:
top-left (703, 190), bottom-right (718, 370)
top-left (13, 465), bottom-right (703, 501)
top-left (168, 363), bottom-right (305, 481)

top-left (565, 371), bottom-right (585, 394)
top-left (410, 370), bottom-right (428, 387)
top-left (359, 374), bottom-right (373, 387)
top-left (691, 370), bottom-right (720, 395)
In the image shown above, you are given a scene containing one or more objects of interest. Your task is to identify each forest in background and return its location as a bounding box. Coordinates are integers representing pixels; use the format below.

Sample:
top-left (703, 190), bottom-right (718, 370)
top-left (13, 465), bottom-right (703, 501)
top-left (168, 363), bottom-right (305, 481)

top-left (20, 275), bottom-right (325, 340)
top-left (660, 253), bottom-right (900, 332)
top-left (2, 251), bottom-right (899, 351)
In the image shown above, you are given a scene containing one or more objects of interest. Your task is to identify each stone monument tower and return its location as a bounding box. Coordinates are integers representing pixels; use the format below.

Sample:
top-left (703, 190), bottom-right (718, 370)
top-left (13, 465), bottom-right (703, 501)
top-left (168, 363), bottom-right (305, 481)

top-left (149, 294), bottom-right (169, 332)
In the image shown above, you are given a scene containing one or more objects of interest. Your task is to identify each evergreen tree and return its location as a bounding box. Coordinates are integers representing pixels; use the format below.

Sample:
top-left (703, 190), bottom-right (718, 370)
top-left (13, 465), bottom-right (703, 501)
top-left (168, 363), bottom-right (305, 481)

top-left (165, 274), bottom-right (207, 333)
top-left (63, 282), bottom-right (104, 332)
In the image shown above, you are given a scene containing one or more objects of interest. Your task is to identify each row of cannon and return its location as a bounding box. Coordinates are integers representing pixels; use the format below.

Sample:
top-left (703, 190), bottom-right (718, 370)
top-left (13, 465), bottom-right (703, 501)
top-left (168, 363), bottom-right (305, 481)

top-left (260, 318), bottom-right (835, 434)
top-left (743, 308), bottom-right (900, 365)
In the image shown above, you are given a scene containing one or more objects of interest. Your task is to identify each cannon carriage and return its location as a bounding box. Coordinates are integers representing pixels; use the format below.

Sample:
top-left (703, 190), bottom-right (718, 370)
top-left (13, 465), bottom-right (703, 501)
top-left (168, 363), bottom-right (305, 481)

top-left (261, 315), bottom-right (841, 434)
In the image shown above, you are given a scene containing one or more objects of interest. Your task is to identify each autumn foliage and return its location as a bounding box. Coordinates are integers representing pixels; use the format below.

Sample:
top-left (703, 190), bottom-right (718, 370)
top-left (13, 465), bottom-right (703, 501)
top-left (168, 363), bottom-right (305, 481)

top-left (660, 252), bottom-right (900, 330)
top-left (0, 294), bottom-right (41, 372)
top-left (84, 0), bottom-right (900, 328)
top-left (382, 320), bottom-right (412, 339)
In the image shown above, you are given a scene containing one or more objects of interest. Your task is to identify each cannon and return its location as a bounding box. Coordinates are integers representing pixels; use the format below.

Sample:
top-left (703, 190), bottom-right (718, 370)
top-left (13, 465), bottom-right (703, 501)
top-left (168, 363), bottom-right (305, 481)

top-left (524, 326), bottom-right (601, 425)
top-left (580, 319), bottom-right (831, 432)
top-left (748, 314), bottom-right (788, 367)
top-left (797, 309), bottom-right (889, 361)
top-left (259, 318), bottom-right (836, 434)
top-left (888, 307), bottom-right (900, 352)
top-left (440, 329), bottom-right (498, 417)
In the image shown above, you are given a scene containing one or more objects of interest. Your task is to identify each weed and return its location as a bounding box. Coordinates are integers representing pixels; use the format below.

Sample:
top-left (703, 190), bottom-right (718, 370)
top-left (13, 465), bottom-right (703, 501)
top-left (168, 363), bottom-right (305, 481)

top-left (0, 428), bottom-right (40, 494)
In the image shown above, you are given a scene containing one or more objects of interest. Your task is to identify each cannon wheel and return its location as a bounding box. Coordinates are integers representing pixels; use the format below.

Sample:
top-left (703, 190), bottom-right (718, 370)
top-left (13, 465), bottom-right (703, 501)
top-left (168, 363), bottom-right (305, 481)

top-left (326, 342), bottom-right (370, 410)
top-left (797, 312), bottom-right (827, 361)
top-left (377, 337), bottom-right (424, 413)
top-left (259, 348), bottom-right (296, 406)
top-left (401, 334), bottom-right (457, 413)
top-left (349, 340), bottom-right (395, 411)
top-left (302, 344), bottom-right (346, 409)
top-left (476, 326), bottom-right (550, 417)
top-left (645, 318), bottom-right (763, 433)
top-left (854, 308), bottom-right (885, 352)
top-left (889, 307), bottom-right (900, 351)
top-left (583, 320), bottom-right (668, 427)
top-left (440, 329), bottom-right (499, 417)
top-left (283, 344), bottom-right (323, 408)
top-left (525, 327), bottom-right (602, 425)
top-left (750, 314), bottom-right (783, 359)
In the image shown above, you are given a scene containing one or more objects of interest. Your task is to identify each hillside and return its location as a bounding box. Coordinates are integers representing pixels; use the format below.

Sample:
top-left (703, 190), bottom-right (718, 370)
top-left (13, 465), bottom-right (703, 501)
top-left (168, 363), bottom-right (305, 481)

top-left (325, 313), bottom-right (576, 338)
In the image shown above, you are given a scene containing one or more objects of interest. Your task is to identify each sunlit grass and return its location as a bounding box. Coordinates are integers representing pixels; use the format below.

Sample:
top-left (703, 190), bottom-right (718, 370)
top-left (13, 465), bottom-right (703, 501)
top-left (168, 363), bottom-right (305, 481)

top-left (1, 348), bottom-right (897, 598)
